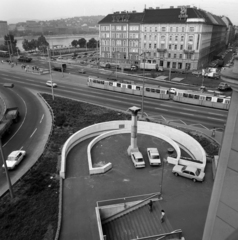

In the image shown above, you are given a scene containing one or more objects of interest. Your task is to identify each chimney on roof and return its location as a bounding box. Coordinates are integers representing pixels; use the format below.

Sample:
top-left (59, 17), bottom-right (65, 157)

top-left (170, 6), bottom-right (174, 8)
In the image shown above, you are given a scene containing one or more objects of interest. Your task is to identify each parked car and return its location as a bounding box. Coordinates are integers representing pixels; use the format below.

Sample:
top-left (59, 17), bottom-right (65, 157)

top-left (147, 148), bottom-right (161, 166)
top-left (46, 81), bottom-right (57, 88)
top-left (217, 82), bottom-right (232, 91)
top-left (79, 69), bottom-right (86, 74)
top-left (172, 165), bottom-right (205, 182)
top-left (192, 70), bottom-right (202, 75)
top-left (2, 150), bottom-right (26, 170)
top-left (130, 150), bottom-right (145, 168)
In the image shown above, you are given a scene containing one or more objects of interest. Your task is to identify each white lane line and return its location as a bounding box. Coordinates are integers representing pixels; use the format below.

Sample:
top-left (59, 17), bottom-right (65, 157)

top-left (155, 108), bottom-right (169, 111)
top-left (30, 128), bottom-right (37, 138)
top-left (208, 112), bottom-right (226, 116)
top-left (2, 77), bottom-right (12, 81)
top-left (181, 108), bottom-right (197, 112)
top-left (40, 114), bottom-right (44, 123)
top-left (206, 117), bottom-right (224, 121)
top-left (179, 112), bottom-right (194, 116)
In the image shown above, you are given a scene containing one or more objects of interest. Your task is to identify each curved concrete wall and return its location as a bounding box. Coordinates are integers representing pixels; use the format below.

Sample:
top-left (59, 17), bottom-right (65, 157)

top-left (88, 128), bottom-right (180, 174)
top-left (61, 121), bottom-right (206, 179)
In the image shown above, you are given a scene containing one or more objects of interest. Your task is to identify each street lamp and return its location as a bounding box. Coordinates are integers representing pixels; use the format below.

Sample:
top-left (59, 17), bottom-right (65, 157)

top-left (47, 47), bottom-right (55, 100)
top-left (140, 51), bottom-right (150, 118)
top-left (159, 154), bottom-right (167, 199)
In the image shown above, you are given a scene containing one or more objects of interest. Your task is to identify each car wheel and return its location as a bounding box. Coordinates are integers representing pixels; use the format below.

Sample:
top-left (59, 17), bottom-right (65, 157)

top-left (193, 178), bottom-right (196, 182)
top-left (175, 172), bottom-right (178, 176)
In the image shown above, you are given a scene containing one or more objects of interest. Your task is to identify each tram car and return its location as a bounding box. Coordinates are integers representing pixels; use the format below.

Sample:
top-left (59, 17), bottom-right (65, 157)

top-left (87, 76), bottom-right (230, 110)
top-left (172, 89), bottom-right (230, 110)
top-left (87, 76), bottom-right (170, 100)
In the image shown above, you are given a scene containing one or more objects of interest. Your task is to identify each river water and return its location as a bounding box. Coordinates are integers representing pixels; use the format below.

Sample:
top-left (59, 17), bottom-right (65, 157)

top-left (15, 34), bottom-right (98, 51)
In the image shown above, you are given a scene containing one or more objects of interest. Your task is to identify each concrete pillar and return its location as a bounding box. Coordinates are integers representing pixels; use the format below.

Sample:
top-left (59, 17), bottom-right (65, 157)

top-left (203, 56), bottom-right (238, 240)
top-left (127, 106), bottom-right (141, 155)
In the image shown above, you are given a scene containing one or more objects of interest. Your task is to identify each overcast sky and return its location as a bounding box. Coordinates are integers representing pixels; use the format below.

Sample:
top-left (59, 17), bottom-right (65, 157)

top-left (1, 0), bottom-right (238, 25)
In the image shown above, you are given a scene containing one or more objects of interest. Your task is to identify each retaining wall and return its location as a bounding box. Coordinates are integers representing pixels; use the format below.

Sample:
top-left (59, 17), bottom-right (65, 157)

top-left (60, 121), bottom-right (206, 179)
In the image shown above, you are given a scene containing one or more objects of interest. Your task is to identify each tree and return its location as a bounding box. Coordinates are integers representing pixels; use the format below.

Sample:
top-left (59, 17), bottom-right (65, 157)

top-left (87, 38), bottom-right (97, 48)
top-left (78, 38), bottom-right (86, 48)
top-left (37, 34), bottom-right (49, 53)
top-left (22, 39), bottom-right (31, 51)
top-left (4, 34), bottom-right (17, 55)
top-left (71, 40), bottom-right (78, 48)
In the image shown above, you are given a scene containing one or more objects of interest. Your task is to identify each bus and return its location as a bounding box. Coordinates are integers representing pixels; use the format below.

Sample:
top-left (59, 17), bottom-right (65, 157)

top-left (0, 50), bottom-right (10, 58)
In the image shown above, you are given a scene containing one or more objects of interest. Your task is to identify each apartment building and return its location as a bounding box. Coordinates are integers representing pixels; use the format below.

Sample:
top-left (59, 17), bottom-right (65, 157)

top-left (98, 6), bottom-right (230, 70)
top-left (0, 21), bottom-right (9, 38)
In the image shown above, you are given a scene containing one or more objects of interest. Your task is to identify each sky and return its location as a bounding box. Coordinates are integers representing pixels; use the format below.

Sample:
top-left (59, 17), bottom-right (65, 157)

top-left (1, 0), bottom-right (238, 25)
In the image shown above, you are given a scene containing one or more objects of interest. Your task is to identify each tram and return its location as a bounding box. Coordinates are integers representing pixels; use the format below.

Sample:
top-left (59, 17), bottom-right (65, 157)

top-left (87, 76), bottom-right (230, 110)
top-left (87, 76), bottom-right (170, 100)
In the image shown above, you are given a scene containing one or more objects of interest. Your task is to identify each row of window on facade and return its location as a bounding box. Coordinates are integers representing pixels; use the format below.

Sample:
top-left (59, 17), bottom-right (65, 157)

top-left (101, 51), bottom-right (194, 60)
top-left (101, 33), bottom-right (195, 42)
top-left (101, 41), bottom-right (194, 51)
top-left (100, 25), bottom-right (195, 33)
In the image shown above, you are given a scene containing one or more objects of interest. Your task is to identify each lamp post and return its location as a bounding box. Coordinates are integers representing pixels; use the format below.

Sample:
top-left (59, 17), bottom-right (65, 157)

top-left (140, 51), bottom-right (150, 118)
top-left (0, 139), bottom-right (14, 199)
top-left (47, 47), bottom-right (54, 100)
top-left (159, 155), bottom-right (167, 199)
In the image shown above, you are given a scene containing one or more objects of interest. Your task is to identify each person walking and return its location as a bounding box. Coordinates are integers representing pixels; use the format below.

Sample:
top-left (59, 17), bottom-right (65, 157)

top-left (161, 209), bottom-right (165, 223)
top-left (148, 200), bottom-right (153, 212)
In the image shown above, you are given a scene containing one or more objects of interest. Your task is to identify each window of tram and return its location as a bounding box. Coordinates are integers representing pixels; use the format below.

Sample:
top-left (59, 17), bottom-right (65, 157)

top-left (224, 100), bottom-right (230, 104)
top-left (188, 94), bottom-right (194, 98)
top-left (183, 93), bottom-right (188, 97)
top-left (93, 80), bottom-right (97, 83)
top-left (156, 89), bottom-right (160, 94)
top-left (109, 82), bottom-right (113, 86)
top-left (194, 95), bottom-right (199, 99)
top-left (206, 97), bottom-right (212, 101)
top-left (146, 88), bottom-right (150, 92)
top-left (136, 86), bottom-right (140, 91)
top-left (151, 89), bottom-right (155, 93)
top-left (101, 81), bottom-right (105, 84)
top-left (117, 83), bottom-right (121, 87)
top-left (127, 85), bottom-right (132, 89)
top-left (217, 98), bottom-right (223, 103)
top-left (200, 96), bottom-right (205, 100)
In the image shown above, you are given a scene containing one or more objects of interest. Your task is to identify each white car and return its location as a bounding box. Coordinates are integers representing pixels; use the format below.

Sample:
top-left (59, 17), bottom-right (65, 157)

top-left (147, 148), bottom-right (161, 166)
top-left (2, 150), bottom-right (26, 170)
top-left (169, 88), bottom-right (177, 94)
top-left (46, 81), bottom-right (57, 88)
top-left (130, 150), bottom-right (145, 168)
top-left (172, 165), bottom-right (205, 182)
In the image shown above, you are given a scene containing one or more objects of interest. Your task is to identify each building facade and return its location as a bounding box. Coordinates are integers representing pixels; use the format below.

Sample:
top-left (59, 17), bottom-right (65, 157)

top-left (0, 21), bottom-right (9, 38)
top-left (98, 6), bottom-right (230, 70)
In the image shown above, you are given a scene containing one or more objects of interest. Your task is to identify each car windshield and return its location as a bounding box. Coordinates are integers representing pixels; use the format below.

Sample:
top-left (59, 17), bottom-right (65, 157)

top-left (136, 158), bottom-right (143, 162)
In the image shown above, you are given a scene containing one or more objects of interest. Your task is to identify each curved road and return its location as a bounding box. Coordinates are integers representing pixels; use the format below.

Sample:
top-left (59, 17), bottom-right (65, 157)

top-left (0, 83), bottom-right (52, 194)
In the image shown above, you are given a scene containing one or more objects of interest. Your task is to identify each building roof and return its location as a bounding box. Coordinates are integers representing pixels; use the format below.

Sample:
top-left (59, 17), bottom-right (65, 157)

top-left (98, 12), bottom-right (144, 24)
top-left (98, 7), bottom-right (227, 26)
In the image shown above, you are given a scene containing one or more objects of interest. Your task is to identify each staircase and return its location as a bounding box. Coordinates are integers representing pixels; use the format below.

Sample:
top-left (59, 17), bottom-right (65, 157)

top-left (102, 201), bottom-right (174, 240)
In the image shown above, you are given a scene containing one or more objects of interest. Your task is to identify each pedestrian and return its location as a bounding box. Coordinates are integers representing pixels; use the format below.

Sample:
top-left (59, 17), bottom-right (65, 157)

top-left (161, 209), bottom-right (165, 223)
top-left (148, 200), bottom-right (153, 212)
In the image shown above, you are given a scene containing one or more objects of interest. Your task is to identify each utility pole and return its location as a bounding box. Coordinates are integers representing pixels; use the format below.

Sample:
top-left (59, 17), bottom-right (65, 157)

top-left (0, 139), bottom-right (14, 199)
top-left (47, 47), bottom-right (54, 100)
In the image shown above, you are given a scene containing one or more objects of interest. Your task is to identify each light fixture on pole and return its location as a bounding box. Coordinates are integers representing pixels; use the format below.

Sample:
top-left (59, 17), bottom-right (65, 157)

top-left (47, 47), bottom-right (54, 100)
top-left (140, 51), bottom-right (150, 118)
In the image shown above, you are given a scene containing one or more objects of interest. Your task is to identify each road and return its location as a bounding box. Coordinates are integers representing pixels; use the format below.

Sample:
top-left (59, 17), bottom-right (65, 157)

top-left (0, 82), bottom-right (50, 193)
top-left (0, 64), bottom-right (228, 130)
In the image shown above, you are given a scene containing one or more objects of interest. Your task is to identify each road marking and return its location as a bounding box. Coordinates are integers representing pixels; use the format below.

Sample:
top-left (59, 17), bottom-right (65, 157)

top-left (179, 112), bottom-right (194, 116)
top-left (206, 117), bottom-right (224, 121)
top-left (2, 77), bottom-right (12, 81)
top-left (40, 114), bottom-right (44, 123)
top-left (181, 108), bottom-right (197, 112)
top-left (30, 128), bottom-right (37, 138)
top-left (155, 108), bottom-right (169, 111)
top-left (208, 112), bottom-right (226, 116)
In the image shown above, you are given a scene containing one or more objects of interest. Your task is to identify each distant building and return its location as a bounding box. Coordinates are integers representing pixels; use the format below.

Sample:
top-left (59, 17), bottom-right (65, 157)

top-left (0, 20), bottom-right (9, 38)
top-left (8, 24), bottom-right (17, 31)
top-left (98, 6), bottom-right (232, 70)
top-left (26, 20), bottom-right (43, 33)
top-left (221, 16), bottom-right (235, 47)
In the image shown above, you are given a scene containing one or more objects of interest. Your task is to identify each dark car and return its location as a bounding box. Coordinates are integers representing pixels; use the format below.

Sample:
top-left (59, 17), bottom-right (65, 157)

top-left (18, 56), bottom-right (32, 63)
